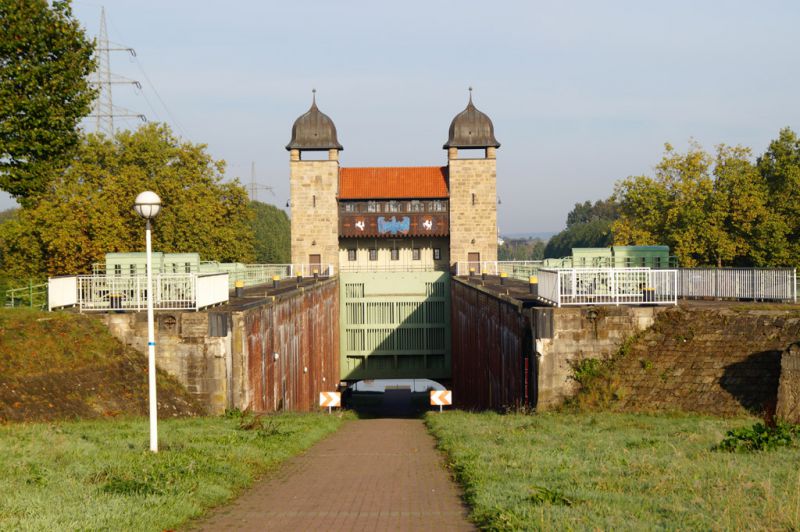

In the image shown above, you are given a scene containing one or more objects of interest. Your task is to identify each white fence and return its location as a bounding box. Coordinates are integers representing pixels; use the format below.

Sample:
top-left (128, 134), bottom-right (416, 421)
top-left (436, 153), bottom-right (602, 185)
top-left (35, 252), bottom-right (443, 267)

top-left (49, 273), bottom-right (229, 312)
top-left (455, 261), bottom-right (543, 280)
top-left (678, 268), bottom-right (796, 302)
top-left (536, 268), bottom-right (678, 307)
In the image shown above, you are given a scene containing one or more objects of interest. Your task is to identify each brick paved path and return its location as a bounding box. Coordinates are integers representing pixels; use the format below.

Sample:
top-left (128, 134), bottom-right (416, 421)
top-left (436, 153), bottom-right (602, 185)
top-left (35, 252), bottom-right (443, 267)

top-left (194, 418), bottom-right (474, 531)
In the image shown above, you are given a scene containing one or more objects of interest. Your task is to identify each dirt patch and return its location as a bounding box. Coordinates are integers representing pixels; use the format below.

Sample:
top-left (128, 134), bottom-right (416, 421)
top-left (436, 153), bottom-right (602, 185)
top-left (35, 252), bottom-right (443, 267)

top-left (0, 309), bottom-right (204, 422)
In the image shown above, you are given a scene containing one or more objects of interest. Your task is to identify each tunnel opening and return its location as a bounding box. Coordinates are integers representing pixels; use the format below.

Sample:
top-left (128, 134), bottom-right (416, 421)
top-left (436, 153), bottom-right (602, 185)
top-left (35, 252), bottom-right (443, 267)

top-left (343, 378), bottom-right (447, 418)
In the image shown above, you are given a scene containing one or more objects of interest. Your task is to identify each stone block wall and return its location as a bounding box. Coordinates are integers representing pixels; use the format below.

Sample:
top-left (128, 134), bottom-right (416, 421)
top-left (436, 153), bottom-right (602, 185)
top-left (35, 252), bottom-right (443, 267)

top-left (448, 157), bottom-right (497, 266)
top-left (613, 307), bottom-right (800, 416)
top-left (776, 343), bottom-right (800, 423)
top-left (290, 157), bottom-right (339, 269)
top-left (536, 306), bottom-right (664, 409)
top-left (101, 311), bottom-right (232, 413)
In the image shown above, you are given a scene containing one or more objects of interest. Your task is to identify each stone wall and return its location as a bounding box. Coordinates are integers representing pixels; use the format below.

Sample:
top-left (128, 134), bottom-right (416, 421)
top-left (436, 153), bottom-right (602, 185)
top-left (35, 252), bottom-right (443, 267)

top-left (290, 155), bottom-right (340, 269)
top-left (777, 343), bottom-right (800, 423)
top-left (448, 157), bottom-right (497, 266)
top-left (613, 307), bottom-right (800, 416)
top-left (535, 306), bottom-right (664, 409)
top-left (99, 278), bottom-right (340, 414)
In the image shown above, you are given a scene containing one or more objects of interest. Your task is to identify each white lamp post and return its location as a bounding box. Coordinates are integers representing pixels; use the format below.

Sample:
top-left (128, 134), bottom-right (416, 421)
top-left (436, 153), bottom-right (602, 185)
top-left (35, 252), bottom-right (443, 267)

top-left (134, 191), bottom-right (162, 453)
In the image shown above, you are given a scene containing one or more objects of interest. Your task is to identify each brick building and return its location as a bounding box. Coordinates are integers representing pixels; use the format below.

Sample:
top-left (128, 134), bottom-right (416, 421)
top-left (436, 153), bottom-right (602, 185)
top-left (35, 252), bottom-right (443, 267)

top-left (285, 91), bottom-right (500, 381)
top-left (286, 90), bottom-right (500, 274)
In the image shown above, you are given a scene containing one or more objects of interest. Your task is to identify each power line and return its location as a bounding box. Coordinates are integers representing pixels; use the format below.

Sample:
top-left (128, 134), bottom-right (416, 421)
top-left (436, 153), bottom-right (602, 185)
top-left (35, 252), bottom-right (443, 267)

top-left (248, 162), bottom-right (274, 202)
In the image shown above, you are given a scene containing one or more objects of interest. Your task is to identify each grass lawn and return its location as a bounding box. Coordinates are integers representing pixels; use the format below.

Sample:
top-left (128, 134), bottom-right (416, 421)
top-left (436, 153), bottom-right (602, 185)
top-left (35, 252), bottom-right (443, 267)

top-left (0, 412), bottom-right (348, 530)
top-left (427, 411), bottom-right (800, 530)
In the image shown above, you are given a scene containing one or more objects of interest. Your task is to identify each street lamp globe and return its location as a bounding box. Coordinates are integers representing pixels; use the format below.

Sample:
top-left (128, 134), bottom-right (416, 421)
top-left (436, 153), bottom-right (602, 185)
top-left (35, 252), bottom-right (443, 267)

top-left (134, 191), bottom-right (162, 219)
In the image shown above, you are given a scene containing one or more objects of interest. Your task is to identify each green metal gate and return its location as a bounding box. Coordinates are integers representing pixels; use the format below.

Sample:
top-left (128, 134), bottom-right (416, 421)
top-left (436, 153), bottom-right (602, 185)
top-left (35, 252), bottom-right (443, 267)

top-left (339, 271), bottom-right (450, 380)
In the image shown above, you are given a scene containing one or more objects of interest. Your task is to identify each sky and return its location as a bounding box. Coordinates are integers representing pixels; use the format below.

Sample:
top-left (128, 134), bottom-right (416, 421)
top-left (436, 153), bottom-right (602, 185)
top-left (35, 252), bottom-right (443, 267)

top-left (2, 0), bottom-right (799, 235)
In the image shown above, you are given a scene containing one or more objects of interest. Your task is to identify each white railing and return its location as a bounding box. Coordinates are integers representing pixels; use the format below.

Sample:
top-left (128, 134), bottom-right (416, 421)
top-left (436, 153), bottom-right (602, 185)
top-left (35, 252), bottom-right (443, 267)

top-left (195, 273), bottom-right (229, 310)
top-left (47, 276), bottom-right (78, 310)
top-left (455, 261), bottom-right (544, 280)
top-left (536, 268), bottom-right (678, 307)
top-left (678, 268), bottom-right (796, 302)
top-left (69, 273), bottom-right (229, 312)
top-left (290, 263), bottom-right (335, 278)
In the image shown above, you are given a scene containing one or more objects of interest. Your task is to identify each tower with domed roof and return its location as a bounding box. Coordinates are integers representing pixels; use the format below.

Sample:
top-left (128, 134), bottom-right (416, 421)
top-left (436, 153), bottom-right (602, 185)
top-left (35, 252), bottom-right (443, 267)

top-left (286, 90), bottom-right (342, 270)
top-left (445, 88), bottom-right (500, 268)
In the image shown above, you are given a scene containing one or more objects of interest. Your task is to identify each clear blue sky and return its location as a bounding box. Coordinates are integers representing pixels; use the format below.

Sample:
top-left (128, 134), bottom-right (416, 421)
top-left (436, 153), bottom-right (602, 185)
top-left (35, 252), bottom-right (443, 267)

top-left (2, 0), bottom-right (799, 235)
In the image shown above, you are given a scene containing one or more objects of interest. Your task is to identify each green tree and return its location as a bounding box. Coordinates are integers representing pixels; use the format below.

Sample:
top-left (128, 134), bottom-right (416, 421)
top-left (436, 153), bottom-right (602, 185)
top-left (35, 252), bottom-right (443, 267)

top-left (0, 123), bottom-right (255, 277)
top-left (0, 0), bottom-right (96, 203)
top-left (544, 199), bottom-right (618, 259)
top-left (249, 200), bottom-right (290, 263)
top-left (757, 127), bottom-right (800, 266)
top-left (499, 238), bottom-right (545, 261)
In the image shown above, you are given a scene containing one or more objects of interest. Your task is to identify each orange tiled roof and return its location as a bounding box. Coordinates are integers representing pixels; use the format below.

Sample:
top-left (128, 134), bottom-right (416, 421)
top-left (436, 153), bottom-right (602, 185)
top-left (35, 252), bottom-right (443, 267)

top-left (339, 166), bottom-right (449, 199)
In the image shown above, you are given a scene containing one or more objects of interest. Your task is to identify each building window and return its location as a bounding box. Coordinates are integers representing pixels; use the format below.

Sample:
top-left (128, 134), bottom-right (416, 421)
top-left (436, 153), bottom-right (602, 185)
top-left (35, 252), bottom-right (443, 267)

top-left (348, 249), bottom-right (357, 261)
top-left (412, 249), bottom-right (421, 261)
top-left (410, 200), bottom-right (423, 212)
top-left (344, 203), bottom-right (355, 212)
top-left (367, 201), bottom-right (378, 213)
top-left (114, 264), bottom-right (121, 276)
top-left (387, 200), bottom-right (400, 213)
top-left (129, 264), bottom-right (136, 276)
top-left (430, 201), bottom-right (446, 212)
top-left (391, 249), bottom-right (399, 261)
top-left (433, 248), bottom-right (441, 260)
top-left (369, 249), bottom-right (378, 261)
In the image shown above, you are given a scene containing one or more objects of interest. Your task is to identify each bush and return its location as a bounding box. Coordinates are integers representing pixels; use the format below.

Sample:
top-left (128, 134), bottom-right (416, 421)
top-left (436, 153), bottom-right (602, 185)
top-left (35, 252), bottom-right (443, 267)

top-left (714, 422), bottom-right (800, 453)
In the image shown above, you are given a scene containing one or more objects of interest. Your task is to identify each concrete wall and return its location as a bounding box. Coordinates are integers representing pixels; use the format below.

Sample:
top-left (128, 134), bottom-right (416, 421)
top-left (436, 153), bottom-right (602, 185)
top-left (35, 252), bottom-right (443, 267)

top-left (100, 278), bottom-right (339, 414)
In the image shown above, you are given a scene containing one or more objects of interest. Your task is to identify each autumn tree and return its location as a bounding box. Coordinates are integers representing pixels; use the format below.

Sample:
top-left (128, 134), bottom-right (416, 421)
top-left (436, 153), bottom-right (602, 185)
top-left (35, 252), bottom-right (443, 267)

top-left (0, 124), bottom-right (255, 277)
top-left (613, 138), bottom-right (789, 267)
top-left (0, 0), bottom-right (96, 203)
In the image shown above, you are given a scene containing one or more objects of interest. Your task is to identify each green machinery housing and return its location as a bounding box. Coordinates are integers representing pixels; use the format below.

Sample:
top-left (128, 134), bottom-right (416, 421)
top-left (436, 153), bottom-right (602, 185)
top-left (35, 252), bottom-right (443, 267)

top-left (339, 271), bottom-right (451, 381)
top-left (543, 246), bottom-right (676, 269)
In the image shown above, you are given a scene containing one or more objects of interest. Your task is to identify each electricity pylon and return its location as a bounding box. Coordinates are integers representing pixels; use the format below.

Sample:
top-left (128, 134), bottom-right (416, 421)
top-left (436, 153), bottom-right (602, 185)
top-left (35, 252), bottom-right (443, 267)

top-left (89, 7), bottom-right (146, 136)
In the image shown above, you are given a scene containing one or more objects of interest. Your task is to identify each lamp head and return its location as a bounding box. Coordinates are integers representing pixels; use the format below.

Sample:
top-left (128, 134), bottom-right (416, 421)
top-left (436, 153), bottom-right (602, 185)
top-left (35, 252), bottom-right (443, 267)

top-left (134, 191), bottom-right (162, 220)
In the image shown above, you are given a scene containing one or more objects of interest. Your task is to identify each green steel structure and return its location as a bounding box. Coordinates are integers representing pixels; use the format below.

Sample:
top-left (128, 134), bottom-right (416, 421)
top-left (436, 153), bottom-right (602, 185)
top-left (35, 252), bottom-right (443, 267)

top-left (339, 271), bottom-right (451, 381)
top-left (544, 246), bottom-right (677, 269)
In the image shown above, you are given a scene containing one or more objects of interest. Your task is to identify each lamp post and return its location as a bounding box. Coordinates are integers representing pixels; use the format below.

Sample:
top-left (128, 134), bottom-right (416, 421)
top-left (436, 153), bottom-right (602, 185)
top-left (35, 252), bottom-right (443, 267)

top-left (134, 191), bottom-right (162, 453)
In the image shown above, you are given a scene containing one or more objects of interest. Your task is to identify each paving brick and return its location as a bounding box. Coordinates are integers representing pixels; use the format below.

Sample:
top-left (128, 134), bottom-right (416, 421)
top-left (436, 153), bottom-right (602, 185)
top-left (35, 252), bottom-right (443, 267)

top-left (193, 418), bottom-right (474, 531)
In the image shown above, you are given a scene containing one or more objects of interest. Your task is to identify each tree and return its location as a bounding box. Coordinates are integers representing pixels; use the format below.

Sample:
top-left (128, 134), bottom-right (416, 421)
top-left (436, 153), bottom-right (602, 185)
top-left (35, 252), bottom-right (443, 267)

top-left (613, 139), bottom-right (791, 267)
top-left (249, 201), bottom-right (290, 264)
top-left (0, 0), bottom-right (96, 203)
top-left (757, 127), bottom-right (800, 266)
top-left (544, 199), bottom-right (618, 258)
top-left (0, 123), bottom-right (255, 277)
top-left (499, 237), bottom-right (545, 261)
top-left (614, 142), bottom-right (721, 266)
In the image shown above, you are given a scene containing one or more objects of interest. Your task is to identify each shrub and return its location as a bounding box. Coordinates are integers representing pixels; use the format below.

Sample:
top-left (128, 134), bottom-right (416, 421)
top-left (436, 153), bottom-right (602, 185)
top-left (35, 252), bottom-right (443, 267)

top-left (714, 422), bottom-right (800, 452)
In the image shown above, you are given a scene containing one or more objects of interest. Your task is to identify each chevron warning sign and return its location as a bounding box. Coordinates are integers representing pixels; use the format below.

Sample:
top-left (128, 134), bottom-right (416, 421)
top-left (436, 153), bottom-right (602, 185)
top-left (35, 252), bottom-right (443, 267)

top-left (319, 391), bottom-right (341, 408)
top-left (429, 390), bottom-right (452, 407)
